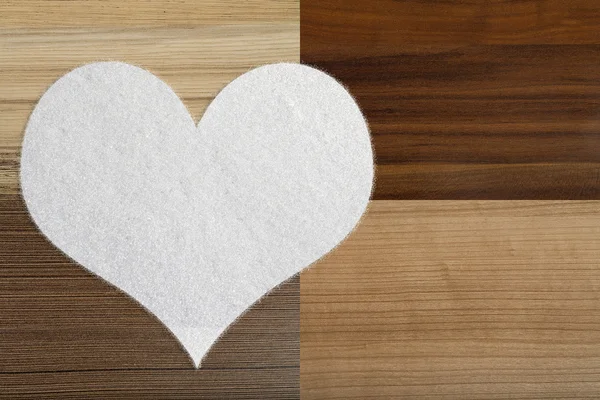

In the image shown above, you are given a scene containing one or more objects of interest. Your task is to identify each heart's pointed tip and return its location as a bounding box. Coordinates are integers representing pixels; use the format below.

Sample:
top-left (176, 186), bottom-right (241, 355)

top-left (185, 352), bottom-right (204, 370)
top-left (186, 348), bottom-right (207, 370)
top-left (170, 327), bottom-right (212, 369)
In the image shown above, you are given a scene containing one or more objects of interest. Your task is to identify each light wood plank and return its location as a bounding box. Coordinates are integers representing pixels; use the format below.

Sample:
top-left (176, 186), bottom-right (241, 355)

top-left (301, 200), bottom-right (600, 399)
top-left (0, 0), bottom-right (298, 27)
top-left (0, 26), bottom-right (299, 102)
top-left (0, 25), bottom-right (299, 195)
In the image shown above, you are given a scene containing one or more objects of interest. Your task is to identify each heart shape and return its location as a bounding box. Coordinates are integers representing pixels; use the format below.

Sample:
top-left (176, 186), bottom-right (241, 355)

top-left (20, 62), bottom-right (373, 367)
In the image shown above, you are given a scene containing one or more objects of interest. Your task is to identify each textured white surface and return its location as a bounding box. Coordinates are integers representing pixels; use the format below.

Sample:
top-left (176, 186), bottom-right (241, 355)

top-left (20, 62), bottom-right (373, 367)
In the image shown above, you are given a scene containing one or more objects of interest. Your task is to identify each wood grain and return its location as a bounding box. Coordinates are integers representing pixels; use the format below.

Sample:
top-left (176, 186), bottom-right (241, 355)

top-left (0, 0), bottom-right (298, 27)
top-left (301, 0), bottom-right (600, 199)
top-left (0, 0), bottom-right (299, 398)
top-left (301, 200), bottom-right (600, 399)
top-left (1, 196), bottom-right (299, 399)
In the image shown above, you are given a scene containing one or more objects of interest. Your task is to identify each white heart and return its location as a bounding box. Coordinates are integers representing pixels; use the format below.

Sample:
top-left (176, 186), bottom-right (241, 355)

top-left (20, 62), bottom-right (373, 367)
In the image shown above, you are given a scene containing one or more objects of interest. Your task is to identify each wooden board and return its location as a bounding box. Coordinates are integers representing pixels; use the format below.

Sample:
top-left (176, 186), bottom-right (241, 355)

top-left (301, 0), bottom-right (600, 199)
top-left (301, 201), bottom-right (600, 399)
top-left (0, 0), bottom-right (299, 398)
top-left (5, 1), bottom-right (600, 399)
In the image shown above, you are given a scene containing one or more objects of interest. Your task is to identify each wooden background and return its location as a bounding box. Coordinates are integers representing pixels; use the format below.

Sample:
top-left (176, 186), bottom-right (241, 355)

top-left (300, 1), bottom-right (600, 399)
top-left (4, 0), bottom-right (600, 399)
top-left (302, 0), bottom-right (600, 199)
top-left (0, 0), bottom-right (300, 398)
top-left (301, 201), bottom-right (600, 399)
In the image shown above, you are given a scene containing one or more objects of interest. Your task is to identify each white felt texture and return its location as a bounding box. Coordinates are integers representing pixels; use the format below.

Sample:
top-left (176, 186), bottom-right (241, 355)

top-left (20, 62), bottom-right (373, 367)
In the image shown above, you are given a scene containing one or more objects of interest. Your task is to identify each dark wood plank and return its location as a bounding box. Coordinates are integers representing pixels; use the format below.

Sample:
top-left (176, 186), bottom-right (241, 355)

top-left (301, 0), bottom-right (600, 199)
top-left (376, 163), bottom-right (600, 199)
top-left (0, 194), bottom-right (299, 399)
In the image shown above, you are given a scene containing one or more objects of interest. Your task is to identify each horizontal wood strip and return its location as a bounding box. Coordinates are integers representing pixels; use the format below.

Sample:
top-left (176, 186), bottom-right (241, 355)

top-left (0, 0), bottom-right (298, 27)
top-left (301, 1), bottom-right (600, 199)
top-left (2, 368), bottom-right (299, 399)
top-left (302, 0), bottom-right (600, 60)
top-left (315, 45), bottom-right (600, 196)
top-left (0, 26), bottom-right (299, 102)
top-left (374, 163), bottom-right (600, 199)
top-left (301, 200), bottom-right (600, 399)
